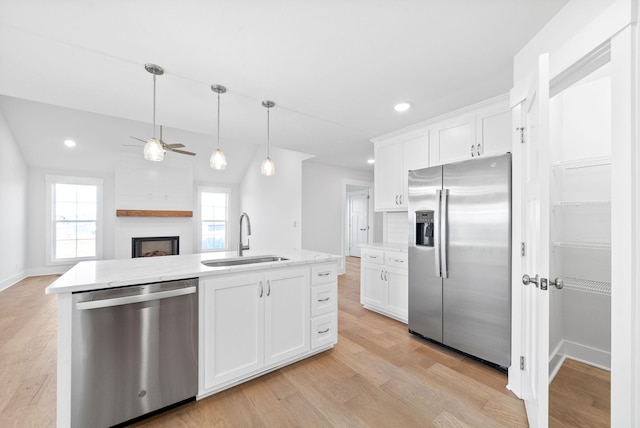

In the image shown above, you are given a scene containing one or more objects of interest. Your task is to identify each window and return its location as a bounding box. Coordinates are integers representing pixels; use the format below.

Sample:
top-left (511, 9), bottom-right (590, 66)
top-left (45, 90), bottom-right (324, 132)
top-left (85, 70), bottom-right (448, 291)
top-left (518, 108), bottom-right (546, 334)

top-left (200, 189), bottom-right (228, 251)
top-left (47, 176), bottom-right (102, 263)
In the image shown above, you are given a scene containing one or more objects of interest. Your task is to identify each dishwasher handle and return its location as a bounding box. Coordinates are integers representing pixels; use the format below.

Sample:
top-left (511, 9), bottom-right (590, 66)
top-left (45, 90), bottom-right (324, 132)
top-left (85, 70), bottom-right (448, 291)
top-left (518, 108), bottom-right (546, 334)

top-left (76, 286), bottom-right (196, 310)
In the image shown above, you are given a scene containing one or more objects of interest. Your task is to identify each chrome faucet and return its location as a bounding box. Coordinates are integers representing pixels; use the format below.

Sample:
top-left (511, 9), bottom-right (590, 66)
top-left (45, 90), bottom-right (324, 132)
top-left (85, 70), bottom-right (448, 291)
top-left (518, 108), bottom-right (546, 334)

top-left (238, 212), bottom-right (251, 256)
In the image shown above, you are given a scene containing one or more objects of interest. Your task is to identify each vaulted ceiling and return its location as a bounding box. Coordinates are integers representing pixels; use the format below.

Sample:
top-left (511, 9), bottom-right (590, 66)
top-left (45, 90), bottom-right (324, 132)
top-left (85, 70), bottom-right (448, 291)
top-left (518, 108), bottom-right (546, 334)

top-left (0, 1), bottom-right (567, 181)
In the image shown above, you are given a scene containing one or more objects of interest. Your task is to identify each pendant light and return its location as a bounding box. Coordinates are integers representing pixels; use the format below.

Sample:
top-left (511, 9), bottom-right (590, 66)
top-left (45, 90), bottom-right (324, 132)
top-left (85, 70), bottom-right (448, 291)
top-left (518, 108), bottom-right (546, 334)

top-left (260, 100), bottom-right (275, 176)
top-left (209, 84), bottom-right (228, 170)
top-left (143, 63), bottom-right (165, 162)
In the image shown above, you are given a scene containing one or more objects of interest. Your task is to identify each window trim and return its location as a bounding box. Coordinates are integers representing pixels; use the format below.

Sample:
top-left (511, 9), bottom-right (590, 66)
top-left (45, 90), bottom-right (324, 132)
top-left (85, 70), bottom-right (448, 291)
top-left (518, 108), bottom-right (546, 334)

top-left (198, 186), bottom-right (230, 252)
top-left (45, 175), bottom-right (103, 265)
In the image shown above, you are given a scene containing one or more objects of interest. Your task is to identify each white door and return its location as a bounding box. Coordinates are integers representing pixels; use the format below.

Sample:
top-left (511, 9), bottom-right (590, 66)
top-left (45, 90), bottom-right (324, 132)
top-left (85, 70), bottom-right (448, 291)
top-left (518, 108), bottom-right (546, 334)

top-left (521, 53), bottom-right (551, 428)
top-left (348, 192), bottom-right (369, 257)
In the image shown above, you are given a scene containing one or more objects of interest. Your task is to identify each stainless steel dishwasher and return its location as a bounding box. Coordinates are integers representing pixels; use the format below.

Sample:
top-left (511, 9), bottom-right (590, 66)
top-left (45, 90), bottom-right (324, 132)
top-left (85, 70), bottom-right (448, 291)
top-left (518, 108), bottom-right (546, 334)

top-left (71, 278), bottom-right (198, 427)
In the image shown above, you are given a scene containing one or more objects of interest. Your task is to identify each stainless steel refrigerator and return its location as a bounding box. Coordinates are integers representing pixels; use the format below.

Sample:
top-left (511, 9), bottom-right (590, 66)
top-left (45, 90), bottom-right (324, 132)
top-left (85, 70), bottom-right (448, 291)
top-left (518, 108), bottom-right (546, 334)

top-left (408, 153), bottom-right (511, 367)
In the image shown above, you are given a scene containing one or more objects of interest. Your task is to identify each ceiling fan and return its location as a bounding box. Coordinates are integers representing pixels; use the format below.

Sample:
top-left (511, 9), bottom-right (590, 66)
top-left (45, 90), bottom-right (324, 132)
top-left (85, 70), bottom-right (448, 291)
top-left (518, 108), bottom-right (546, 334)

top-left (130, 63), bottom-right (196, 161)
top-left (129, 125), bottom-right (196, 157)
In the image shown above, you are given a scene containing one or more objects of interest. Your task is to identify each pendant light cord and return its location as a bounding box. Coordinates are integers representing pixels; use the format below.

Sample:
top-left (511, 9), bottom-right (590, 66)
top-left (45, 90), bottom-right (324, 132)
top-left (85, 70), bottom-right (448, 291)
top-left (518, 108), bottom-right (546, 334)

top-left (267, 107), bottom-right (270, 157)
top-left (217, 92), bottom-right (221, 149)
top-left (152, 73), bottom-right (157, 139)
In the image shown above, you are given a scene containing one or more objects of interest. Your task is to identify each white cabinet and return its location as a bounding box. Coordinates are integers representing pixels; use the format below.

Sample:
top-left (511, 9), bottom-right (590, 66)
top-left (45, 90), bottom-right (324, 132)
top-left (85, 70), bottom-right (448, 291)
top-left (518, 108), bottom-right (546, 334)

top-left (374, 131), bottom-right (429, 211)
top-left (430, 102), bottom-right (511, 166)
top-left (430, 114), bottom-right (476, 166)
top-left (360, 248), bottom-right (408, 322)
top-left (200, 267), bottom-right (309, 392)
top-left (310, 264), bottom-right (338, 350)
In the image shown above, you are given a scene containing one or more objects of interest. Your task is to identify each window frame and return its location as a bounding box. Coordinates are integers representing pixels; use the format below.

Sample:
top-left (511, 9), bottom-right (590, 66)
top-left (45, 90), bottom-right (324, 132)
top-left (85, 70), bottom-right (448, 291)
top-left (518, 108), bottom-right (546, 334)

top-left (45, 175), bottom-right (103, 265)
top-left (198, 186), bottom-right (230, 252)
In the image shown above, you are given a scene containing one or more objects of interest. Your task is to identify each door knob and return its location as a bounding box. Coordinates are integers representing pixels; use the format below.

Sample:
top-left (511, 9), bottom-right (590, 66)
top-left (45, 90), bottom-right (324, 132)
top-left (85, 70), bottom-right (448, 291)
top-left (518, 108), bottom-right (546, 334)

top-left (522, 274), bottom-right (539, 287)
top-left (550, 277), bottom-right (563, 289)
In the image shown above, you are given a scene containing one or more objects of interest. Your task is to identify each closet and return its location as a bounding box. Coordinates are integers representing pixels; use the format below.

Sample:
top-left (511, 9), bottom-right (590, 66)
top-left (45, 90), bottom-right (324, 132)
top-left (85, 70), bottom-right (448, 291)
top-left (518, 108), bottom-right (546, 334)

top-left (548, 62), bottom-right (611, 381)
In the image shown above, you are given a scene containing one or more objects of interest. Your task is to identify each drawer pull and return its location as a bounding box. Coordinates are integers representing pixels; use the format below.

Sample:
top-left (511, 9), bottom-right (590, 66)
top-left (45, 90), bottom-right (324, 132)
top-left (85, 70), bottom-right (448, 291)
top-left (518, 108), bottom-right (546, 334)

top-left (318, 328), bottom-right (330, 334)
top-left (368, 255), bottom-right (377, 259)
top-left (318, 297), bottom-right (330, 302)
top-left (317, 271), bottom-right (331, 277)
top-left (393, 259), bottom-right (405, 263)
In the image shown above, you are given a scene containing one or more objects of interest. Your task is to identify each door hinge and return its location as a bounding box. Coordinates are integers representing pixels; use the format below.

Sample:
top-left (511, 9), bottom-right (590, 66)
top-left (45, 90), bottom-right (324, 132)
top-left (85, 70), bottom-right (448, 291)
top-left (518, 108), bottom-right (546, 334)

top-left (521, 242), bottom-right (526, 256)
top-left (517, 127), bottom-right (526, 144)
top-left (520, 356), bottom-right (525, 370)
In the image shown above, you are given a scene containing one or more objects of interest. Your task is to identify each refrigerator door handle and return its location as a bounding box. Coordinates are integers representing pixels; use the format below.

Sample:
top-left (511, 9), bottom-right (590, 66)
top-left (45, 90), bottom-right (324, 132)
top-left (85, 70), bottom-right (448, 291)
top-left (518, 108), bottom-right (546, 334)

top-left (434, 189), bottom-right (442, 278)
top-left (441, 188), bottom-right (449, 278)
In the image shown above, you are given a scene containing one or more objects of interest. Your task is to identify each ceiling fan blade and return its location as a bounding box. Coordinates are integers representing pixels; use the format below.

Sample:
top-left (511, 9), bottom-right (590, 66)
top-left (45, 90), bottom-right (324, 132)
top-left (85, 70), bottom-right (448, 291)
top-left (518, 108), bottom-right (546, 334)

top-left (123, 144), bottom-right (143, 147)
top-left (169, 148), bottom-right (196, 156)
top-left (166, 143), bottom-right (185, 149)
top-left (130, 136), bottom-right (147, 143)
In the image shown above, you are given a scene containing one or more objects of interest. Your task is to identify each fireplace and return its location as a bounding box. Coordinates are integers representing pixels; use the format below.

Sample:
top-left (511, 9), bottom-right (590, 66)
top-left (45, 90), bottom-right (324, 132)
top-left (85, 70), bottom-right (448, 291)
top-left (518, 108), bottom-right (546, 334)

top-left (132, 236), bottom-right (180, 258)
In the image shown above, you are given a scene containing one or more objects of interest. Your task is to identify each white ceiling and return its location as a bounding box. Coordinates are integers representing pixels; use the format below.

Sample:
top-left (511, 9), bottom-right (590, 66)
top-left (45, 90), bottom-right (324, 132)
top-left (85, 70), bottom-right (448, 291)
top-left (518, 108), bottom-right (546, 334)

top-left (0, 0), bottom-right (568, 178)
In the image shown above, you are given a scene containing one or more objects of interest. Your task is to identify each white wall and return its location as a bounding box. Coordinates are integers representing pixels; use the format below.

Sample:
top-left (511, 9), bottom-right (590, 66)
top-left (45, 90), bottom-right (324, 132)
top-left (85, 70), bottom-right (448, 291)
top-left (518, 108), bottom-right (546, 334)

top-left (240, 147), bottom-right (313, 252)
top-left (0, 111), bottom-right (27, 290)
top-left (301, 161), bottom-right (374, 257)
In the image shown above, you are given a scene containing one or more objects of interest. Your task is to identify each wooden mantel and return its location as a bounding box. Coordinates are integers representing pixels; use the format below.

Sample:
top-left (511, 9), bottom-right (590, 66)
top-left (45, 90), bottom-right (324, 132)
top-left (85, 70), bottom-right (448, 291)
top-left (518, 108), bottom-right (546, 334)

top-left (116, 210), bottom-right (193, 218)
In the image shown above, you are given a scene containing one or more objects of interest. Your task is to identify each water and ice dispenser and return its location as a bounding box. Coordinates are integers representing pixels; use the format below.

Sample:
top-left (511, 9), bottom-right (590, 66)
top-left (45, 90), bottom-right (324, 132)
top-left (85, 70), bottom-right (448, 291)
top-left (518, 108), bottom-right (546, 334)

top-left (415, 211), bottom-right (434, 247)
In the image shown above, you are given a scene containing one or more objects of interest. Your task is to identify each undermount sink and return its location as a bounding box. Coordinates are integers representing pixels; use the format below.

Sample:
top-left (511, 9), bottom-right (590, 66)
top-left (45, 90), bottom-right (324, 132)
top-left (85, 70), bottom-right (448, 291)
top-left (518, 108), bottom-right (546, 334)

top-left (201, 255), bottom-right (289, 268)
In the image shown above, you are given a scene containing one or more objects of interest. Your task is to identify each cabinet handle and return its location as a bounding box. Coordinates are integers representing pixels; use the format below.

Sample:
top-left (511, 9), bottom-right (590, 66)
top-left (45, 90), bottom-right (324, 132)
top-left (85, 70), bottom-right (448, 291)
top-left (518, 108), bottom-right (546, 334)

top-left (476, 143), bottom-right (481, 156)
top-left (318, 328), bottom-right (330, 334)
top-left (399, 195), bottom-right (403, 205)
top-left (368, 255), bottom-right (377, 259)
top-left (259, 281), bottom-right (264, 298)
top-left (318, 297), bottom-right (330, 302)
top-left (384, 270), bottom-right (388, 281)
top-left (393, 259), bottom-right (405, 263)
top-left (395, 195), bottom-right (399, 205)
top-left (471, 144), bottom-right (475, 157)
top-left (380, 270), bottom-right (384, 280)
top-left (317, 271), bottom-right (331, 277)
top-left (266, 280), bottom-right (271, 297)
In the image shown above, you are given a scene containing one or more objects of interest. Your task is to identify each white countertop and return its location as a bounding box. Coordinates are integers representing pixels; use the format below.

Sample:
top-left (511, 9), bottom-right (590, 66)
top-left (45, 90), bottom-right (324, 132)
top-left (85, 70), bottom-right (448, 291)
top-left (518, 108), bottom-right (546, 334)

top-left (45, 249), bottom-right (340, 294)
top-left (359, 243), bottom-right (408, 253)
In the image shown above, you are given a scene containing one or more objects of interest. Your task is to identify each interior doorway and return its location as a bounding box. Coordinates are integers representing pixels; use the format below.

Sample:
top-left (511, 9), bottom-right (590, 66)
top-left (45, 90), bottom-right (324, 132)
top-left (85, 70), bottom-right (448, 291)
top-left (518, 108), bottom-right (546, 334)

top-left (346, 186), bottom-right (370, 257)
top-left (547, 54), bottom-right (612, 425)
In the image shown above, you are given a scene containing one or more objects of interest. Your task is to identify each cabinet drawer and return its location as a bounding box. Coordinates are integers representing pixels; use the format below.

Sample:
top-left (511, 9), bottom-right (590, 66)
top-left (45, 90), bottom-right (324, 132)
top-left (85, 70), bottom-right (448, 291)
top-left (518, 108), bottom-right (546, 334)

top-left (361, 249), bottom-right (384, 265)
top-left (311, 283), bottom-right (336, 317)
top-left (311, 313), bottom-right (337, 350)
top-left (311, 264), bottom-right (337, 285)
top-left (385, 252), bottom-right (408, 269)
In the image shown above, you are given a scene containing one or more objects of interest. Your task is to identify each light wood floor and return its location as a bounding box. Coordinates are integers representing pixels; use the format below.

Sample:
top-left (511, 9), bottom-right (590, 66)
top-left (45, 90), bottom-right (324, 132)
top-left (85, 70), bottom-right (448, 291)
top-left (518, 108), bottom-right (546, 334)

top-left (0, 257), bottom-right (609, 427)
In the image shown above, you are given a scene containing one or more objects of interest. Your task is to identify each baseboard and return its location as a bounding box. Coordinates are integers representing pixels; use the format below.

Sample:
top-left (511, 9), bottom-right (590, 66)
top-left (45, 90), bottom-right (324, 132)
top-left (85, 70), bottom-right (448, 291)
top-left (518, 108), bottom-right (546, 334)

top-left (0, 271), bottom-right (27, 292)
top-left (548, 339), bottom-right (611, 380)
top-left (0, 265), bottom-right (72, 292)
top-left (26, 265), bottom-right (72, 277)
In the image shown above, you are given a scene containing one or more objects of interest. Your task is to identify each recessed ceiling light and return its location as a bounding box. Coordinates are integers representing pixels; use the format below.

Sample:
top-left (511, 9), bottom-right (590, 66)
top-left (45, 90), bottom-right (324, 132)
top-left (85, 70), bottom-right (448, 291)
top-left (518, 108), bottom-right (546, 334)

top-left (394, 102), bottom-right (411, 112)
top-left (367, 159), bottom-right (375, 165)
top-left (64, 139), bottom-right (76, 148)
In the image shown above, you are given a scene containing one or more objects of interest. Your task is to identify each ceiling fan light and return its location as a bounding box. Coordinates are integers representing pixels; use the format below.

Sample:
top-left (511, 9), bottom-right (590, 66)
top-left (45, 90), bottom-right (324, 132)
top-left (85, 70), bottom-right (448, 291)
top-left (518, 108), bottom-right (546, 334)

top-left (261, 156), bottom-right (275, 176)
top-left (144, 138), bottom-right (165, 162)
top-left (210, 148), bottom-right (228, 170)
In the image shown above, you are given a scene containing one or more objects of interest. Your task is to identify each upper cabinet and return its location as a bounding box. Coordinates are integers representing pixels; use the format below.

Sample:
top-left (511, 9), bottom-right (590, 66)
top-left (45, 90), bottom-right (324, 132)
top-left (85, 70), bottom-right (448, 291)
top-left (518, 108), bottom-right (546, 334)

top-left (372, 95), bottom-right (511, 211)
top-left (374, 130), bottom-right (429, 211)
top-left (430, 100), bottom-right (511, 166)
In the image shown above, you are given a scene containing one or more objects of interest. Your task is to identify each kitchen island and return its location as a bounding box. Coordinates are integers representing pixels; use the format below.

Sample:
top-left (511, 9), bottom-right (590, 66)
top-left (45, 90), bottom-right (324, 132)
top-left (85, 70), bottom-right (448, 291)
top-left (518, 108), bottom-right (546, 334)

top-left (46, 249), bottom-right (339, 427)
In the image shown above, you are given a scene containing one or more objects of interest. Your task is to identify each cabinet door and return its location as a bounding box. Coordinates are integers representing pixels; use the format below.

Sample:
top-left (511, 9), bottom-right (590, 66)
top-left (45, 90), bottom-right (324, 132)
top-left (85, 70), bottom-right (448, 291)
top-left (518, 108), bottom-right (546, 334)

top-left (431, 115), bottom-right (476, 165)
top-left (264, 268), bottom-right (310, 366)
top-left (361, 263), bottom-right (386, 308)
top-left (477, 109), bottom-right (511, 157)
top-left (401, 133), bottom-right (429, 208)
top-left (386, 265), bottom-right (408, 322)
top-left (374, 139), bottom-right (402, 211)
top-left (202, 273), bottom-right (264, 389)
